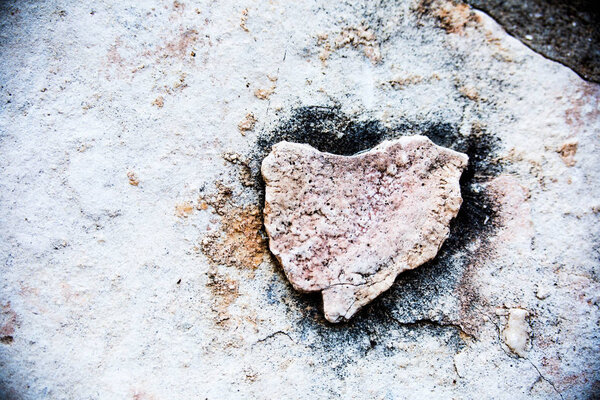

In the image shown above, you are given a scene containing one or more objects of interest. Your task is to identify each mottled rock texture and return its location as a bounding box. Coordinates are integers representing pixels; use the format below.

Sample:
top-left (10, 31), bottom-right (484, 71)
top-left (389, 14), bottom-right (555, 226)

top-left (262, 137), bottom-right (467, 322)
top-left (464, 0), bottom-right (600, 82)
top-left (502, 308), bottom-right (530, 357)
top-left (1, 0), bottom-right (599, 398)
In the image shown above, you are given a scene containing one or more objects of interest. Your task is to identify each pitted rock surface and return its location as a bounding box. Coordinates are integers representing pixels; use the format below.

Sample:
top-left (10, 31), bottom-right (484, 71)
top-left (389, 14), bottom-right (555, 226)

top-left (4, 0), bottom-right (600, 397)
top-left (262, 136), bottom-right (468, 322)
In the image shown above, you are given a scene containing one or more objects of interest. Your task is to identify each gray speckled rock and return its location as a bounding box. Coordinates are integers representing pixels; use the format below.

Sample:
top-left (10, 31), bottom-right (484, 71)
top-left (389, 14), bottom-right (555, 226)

top-left (262, 137), bottom-right (468, 322)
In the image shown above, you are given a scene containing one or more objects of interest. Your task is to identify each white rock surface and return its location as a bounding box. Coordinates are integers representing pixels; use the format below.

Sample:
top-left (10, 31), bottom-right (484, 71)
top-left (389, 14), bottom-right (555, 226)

top-left (503, 308), bottom-right (530, 357)
top-left (262, 137), bottom-right (467, 322)
top-left (0, 0), bottom-right (599, 399)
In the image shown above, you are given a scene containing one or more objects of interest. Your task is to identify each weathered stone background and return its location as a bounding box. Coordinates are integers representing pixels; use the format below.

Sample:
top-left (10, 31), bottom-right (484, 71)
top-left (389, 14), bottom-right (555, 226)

top-left (464, 0), bottom-right (600, 82)
top-left (0, 0), bottom-right (598, 399)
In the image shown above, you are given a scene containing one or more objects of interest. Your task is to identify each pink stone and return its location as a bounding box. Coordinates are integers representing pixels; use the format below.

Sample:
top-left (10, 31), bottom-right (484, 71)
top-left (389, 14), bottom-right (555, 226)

top-left (262, 136), bottom-right (468, 322)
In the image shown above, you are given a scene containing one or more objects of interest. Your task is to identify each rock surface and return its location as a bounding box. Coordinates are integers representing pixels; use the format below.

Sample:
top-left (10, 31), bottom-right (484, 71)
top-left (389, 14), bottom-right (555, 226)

top-left (1, 0), bottom-right (599, 399)
top-left (262, 137), bottom-right (468, 322)
top-left (502, 308), bottom-right (530, 357)
top-left (464, 0), bottom-right (600, 82)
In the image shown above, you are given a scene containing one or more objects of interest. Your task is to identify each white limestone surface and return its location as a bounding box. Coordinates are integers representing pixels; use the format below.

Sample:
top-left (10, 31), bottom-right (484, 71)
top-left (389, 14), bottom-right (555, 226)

top-left (0, 0), bottom-right (598, 399)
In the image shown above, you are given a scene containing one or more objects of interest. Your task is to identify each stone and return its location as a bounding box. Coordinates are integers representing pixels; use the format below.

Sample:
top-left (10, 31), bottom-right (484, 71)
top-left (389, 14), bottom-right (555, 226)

top-left (262, 136), bottom-right (468, 322)
top-left (535, 285), bottom-right (551, 300)
top-left (502, 308), bottom-right (530, 357)
top-left (557, 140), bottom-right (578, 167)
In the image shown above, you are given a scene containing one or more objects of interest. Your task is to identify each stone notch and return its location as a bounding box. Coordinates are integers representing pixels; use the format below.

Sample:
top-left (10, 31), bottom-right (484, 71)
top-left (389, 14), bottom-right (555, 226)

top-left (262, 136), bottom-right (468, 323)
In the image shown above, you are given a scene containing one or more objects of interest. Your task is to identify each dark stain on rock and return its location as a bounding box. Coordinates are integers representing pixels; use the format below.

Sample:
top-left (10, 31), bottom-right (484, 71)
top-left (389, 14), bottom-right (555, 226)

top-left (0, 302), bottom-right (18, 345)
top-left (464, 0), bottom-right (600, 83)
top-left (256, 106), bottom-right (389, 157)
top-left (242, 106), bottom-right (501, 355)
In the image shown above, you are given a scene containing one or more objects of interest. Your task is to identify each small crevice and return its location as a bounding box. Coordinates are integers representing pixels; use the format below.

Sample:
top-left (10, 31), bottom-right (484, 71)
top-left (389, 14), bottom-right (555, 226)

top-left (386, 312), bottom-right (474, 340)
top-left (253, 330), bottom-right (296, 347)
top-left (488, 314), bottom-right (564, 400)
top-left (527, 358), bottom-right (565, 400)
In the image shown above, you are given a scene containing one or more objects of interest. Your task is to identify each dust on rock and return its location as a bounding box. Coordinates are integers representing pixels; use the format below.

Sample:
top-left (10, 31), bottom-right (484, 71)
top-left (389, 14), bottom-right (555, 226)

top-left (158, 28), bottom-right (199, 60)
top-left (222, 152), bottom-right (256, 187)
top-left (199, 183), bottom-right (268, 270)
top-left (127, 171), bottom-right (140, 186)
top-left (237, 113), bottom-right (257, 135)
top-left (152, 96), bottom-right (164, 108)
top-left (254, 86), bottom-right (275, 100)
top-left (458, 85), bottom-right (480, 101)
top-left (417, 0), bottom-right (482, 34)
top-left (381, 75), bottom-right (424, 89)
top-left (175, 202), bottom-right (194, 218)
top-left (316, 26), bottom-right (382, 65)
top-left (206, 268), bottom-right (240, 325)
top-left (240, 8), bottom-right (249, 32)
top-left (557, 140), bottom-right (578, 167)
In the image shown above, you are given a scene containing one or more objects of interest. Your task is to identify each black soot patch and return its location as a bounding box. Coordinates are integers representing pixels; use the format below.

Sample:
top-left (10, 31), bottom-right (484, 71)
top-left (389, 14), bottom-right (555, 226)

top-left (255, 105), bottom-right (390, 156)
top-left (249, 106), bottom-right (501, 358)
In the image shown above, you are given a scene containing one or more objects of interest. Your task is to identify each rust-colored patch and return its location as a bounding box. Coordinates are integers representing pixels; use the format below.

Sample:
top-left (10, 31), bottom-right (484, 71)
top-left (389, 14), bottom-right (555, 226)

top-left (104, 38), bottom-right (130, 79)
top-left (172, 0), bottom-right (184, 12)
top-left (564, 82), bottom-right (600, 130)
top-left (131, 389), bottom-right (157, 400)
top-left (152, 96), bottom-right (164, 108)
top-left (201, 205), bottom-right (267, 270)
top-left (417, 0), bottom-right (481, 34)
top-left (199, 183), bottom-right (268, 270)
top-left (253, 74), bottom-right (278, 100)
top-left (244, 367), bottom-right (259, 382)
top-left (557, 140), bottom-right (578, 167)
top-left (317, 26), bottom-right (382, 65)
top-left (335, 26), bottom-right (381, 63)
top-left (455, 262), bottom-right (489, 337)
top-left (222, 152), bottom-right (254, 187)
top-left (456, 175), bottom-right (534, 336)
top-left (127, 171), bottom-right (139, 186)
top-left (318, 43), bottom-right (332, 65)
top-left (391, 75), bottom-right (423, 88)
top-left (107, 39), bottom-right (125, 66)
top-left (538, 340), bottom-right (597, 393)
top-left (316, 34), bottom-right (332, 65)
top-left (156, 28), bottom-right (199, 61)
top-left (240, 8), bottom-right (249, 32)
top-left (383, 75), bottom-right (423, 89)
top-left (175, 202), bottom-right (194, 218)
top-left (172, 73), bottom-right (188, 91)
top-left (254, 86), bottom-right (275, 100)
top-left (200, 182), bottom-right (234, 215)
top-left (458, 85), bottom-right (479, 101)
top-left (1, 303), bottom-right (18, 344)
top-left (486, 175), bottom-right (533, 242)
top-left (237, 113), bottom-right (257, 135)
top-left (380, 74), bottom-right (441, 90)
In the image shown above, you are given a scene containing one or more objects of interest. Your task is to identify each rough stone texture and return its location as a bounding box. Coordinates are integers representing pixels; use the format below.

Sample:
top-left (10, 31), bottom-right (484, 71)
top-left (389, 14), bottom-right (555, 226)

top-left (502, 308), bottom-right (530, 357)
top-left (262, 137), bottom-right (467, 322)
top-left (464, 0), bottom-right (600, 83)
top-left (1, 0), bottom-right (599, 399)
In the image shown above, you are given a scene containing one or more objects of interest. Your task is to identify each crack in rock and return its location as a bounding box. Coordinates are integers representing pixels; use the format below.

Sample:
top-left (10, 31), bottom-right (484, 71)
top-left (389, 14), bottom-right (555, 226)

top-left (253, 331), bottom-right (296, 347)
top-left (262, 136), bottom-right (468, 322)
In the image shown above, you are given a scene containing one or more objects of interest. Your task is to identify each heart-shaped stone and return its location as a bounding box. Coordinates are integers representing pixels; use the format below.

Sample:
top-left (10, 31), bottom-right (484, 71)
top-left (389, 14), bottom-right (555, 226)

top-left (262, 136), bottom-right (468, 322)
